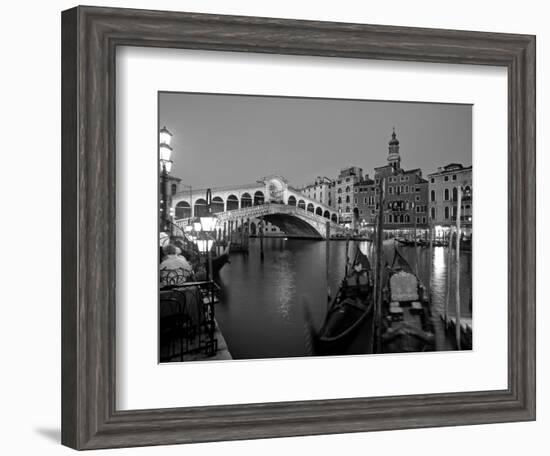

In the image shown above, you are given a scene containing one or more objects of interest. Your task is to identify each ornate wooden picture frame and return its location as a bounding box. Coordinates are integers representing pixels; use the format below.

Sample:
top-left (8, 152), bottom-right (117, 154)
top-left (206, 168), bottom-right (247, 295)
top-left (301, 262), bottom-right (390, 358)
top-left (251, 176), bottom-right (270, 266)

top-left (61, 6), bottom-right (535, 450)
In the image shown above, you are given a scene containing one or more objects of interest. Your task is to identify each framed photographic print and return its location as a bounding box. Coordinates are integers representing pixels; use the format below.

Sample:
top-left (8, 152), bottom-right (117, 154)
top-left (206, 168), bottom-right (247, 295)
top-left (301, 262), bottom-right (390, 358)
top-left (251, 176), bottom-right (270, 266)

top-left (61, 6), bottom-right (536, 450)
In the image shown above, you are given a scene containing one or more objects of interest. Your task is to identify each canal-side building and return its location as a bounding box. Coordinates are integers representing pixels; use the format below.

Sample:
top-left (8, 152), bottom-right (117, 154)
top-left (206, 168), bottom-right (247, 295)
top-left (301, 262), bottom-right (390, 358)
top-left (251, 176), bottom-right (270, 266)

top-left (334, 166), bottom-right (363, 225)
top-left (352, 129), bottom-right (429, 233)
top-left (297, 176), bottom-right (335, 208)
top-left (428, 163), bottom-right (472, 236)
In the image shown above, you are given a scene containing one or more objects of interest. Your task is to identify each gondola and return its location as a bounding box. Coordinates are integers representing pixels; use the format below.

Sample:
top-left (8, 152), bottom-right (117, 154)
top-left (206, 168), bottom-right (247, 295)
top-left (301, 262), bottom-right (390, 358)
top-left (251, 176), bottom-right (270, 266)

top-left (380, 247), bottom-right (436, 353)
top-left (304, 247), bottom-right (375, 356)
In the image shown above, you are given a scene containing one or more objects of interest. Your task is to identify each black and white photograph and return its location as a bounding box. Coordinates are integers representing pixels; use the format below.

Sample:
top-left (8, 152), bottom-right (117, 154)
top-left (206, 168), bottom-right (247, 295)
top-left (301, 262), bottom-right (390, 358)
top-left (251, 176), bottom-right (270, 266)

top-left (158, 92), bottom-right (473, 363)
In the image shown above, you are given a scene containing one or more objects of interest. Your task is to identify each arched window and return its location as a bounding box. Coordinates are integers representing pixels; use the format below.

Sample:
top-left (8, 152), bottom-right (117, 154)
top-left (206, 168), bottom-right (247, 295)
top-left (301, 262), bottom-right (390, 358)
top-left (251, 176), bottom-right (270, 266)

top-left (430, 207), bottom-right (436, 220)
top-left (346, 186), bottom-right (350, 193)
top-left (298, 199), bottom-right (306, 210)
top-left (405, 214), bottom-right (410, 223)
top-left (337, 197), bottom-right (342, 204)
top-left (337, 188), bottom-right (342, 194)
top-left (287, 195), bottom-right (296, 206)
top-left (346, 195), bottom-right (350, 203)
top-left (430, 190), bottom-right (436, 202)
top-left (175, 201), bottom-right (191, 219)
top-left (444, 206), bottom-right (450, 219)
top-left (444, 188), bottom-right (450, 201)
top-left (226, 194), bottom-right (239, 211)
top-left (171, 183), bottom-right (177, 195)
top-left (345, 206), bottom-right (350, 213)
top-left (331, 214), bottom-right (338, 223)
top-left (323, 210), bottom-right (330, 219)
top-left (389, 214), bottom-right (393, 223)
top-left (307, 203), bottom-right (315, 213)
top-left (400, 214), bottom-right (404, 223)
top-left (315, 207), bottom-right (323, 216)
top-left (194, 198), bottom-right (208, 217)
top-left (211, 196), bottom-right (224, 214)
top-left (452, 187), bottom-right (458, 202)
top-left (241, 193), bottom-right (252, 208)
top-left (253, 191), bottom-right (265, 206)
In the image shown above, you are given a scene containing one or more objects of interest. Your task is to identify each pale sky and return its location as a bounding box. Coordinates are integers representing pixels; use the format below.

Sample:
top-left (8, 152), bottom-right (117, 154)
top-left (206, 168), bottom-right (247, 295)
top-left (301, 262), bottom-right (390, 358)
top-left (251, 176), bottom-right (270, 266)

top-left (159, 92), bottom-right (471, 189)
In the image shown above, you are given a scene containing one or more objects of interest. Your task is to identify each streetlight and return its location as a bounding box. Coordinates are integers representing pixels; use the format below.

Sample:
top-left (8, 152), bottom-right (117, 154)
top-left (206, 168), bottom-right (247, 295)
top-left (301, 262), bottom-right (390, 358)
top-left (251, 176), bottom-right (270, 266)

top-left (159, 126), bottom-right (174, 234)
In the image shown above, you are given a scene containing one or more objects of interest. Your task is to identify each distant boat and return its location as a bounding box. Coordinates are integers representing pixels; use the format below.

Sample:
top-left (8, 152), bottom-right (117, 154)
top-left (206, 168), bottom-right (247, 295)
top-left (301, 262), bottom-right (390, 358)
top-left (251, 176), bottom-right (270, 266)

top-left (304, 248), bottom-right (374, 356)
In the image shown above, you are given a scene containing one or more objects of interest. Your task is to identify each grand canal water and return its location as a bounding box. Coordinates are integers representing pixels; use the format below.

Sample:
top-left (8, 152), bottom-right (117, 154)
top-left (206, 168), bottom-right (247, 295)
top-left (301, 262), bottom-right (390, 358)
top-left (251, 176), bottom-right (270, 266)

top-left (216, 238), bottom-right (472, 360)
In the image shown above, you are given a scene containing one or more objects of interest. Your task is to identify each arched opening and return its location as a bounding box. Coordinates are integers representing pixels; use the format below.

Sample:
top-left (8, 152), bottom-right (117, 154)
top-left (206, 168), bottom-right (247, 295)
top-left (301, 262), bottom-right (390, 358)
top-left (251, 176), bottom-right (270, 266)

top-left (353, 207), bottom-right (359, 219)
top-left (323, 210), bottom-right (330, 219)
top-left (452, 187), bottom-right (458, 202)
top-left (307, 203), bottom-right (315, 213)
top-left (226, 194), bottom-right (239, 211)
top-left (287, 195), bottom-right (296, 206)
top-left (253, 191), bottom-right (265, 206)
top-left (331, 214), bottom-right (338, 223)
top-left (298, 200), bottom-right (306, 210)
top-left (211, 196), bottom-right (224, 214)
top-left (175, 201), bottom-right (191, 219)
top-left (194, 198), bottom-right (208, 217)
top-left (315, 207), bottom-right (323, 216)
top-left (241, 193), bottom-right (252, 208)
top-left (171, 183), bottom-right (178, 195)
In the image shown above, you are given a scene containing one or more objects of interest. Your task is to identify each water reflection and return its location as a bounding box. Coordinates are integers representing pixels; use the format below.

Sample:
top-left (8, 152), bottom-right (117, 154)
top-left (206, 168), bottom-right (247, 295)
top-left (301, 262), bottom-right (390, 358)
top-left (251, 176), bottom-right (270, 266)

top-left (216, 238), bottom-right (472, 360)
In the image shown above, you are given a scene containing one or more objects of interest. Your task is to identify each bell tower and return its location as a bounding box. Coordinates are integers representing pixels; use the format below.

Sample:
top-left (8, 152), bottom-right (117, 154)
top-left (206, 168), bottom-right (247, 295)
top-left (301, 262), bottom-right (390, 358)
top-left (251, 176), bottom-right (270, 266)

top-left (387, 127), bottom-right (401, 170)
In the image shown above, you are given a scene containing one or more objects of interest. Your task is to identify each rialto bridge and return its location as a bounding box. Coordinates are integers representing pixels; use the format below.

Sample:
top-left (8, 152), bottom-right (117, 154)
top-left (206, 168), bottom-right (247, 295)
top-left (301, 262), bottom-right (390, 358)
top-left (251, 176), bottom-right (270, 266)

top-left (171, 176), bottom-right (344, 239)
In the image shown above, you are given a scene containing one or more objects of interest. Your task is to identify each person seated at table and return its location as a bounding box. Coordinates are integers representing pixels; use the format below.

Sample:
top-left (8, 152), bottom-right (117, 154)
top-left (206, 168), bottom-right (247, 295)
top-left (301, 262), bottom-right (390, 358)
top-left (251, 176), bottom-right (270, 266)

top-left (160, 244), bottom-right (194, 287)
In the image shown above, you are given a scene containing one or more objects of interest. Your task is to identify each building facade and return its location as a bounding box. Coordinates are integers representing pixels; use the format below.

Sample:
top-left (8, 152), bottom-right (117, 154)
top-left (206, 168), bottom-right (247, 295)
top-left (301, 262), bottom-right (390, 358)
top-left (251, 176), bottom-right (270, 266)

top-left (428, 163), bottom-right (472, 235)
top-left (353, 129), bottom-right (429, 232)
top-left (334, 166), bottom-right (363, 224)
top-left (298, 176), bottom-right (335, 208)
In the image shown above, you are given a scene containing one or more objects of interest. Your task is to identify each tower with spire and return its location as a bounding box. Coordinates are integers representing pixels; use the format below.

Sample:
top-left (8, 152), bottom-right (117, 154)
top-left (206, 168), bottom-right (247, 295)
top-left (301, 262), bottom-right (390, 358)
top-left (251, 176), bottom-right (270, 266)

top-left (387, 127), bottom-right (401, 170)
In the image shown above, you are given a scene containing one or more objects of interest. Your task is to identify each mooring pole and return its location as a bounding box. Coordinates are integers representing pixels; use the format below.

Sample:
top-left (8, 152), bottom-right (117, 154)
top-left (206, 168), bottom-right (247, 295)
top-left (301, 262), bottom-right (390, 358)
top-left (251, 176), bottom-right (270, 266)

top-left (326, 221), bottom-right (331, 305)
top-left (444, 228), bottom-right (453, 326)
top-left (374, 177), bottom-right (385, 353)
top-left (260, 216), bottom-right (264, 261)
top-left (455, 188), bottom-right (463, 350)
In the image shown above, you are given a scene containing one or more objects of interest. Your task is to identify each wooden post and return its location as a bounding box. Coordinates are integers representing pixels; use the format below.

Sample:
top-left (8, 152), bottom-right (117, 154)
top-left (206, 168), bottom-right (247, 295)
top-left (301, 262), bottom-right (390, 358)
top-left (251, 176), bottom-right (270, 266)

top-left (325, 221), bottom-right (331, 305)
top-left (260, 216), bottom-right (264, 261)
top-left (444, 228), bottom-right (453, 326)
top-left (413, 210), bottom-right (418, 276)
top-left (428, 222), bottom-right (433, 299)
top-left (455, 189), bottom-right (462, 350)
top-left (374, 178), bottom-right (385, 353)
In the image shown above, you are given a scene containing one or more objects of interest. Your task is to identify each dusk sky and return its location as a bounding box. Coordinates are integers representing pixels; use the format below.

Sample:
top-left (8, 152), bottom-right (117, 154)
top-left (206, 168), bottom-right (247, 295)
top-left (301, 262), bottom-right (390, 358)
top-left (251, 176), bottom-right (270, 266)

top-left (159, 92), bottom-right (471, 190)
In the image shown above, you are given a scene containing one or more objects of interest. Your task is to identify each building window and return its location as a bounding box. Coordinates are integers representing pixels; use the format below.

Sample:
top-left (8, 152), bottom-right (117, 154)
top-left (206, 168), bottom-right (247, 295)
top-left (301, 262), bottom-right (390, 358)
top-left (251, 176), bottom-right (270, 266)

top-left (415, 196), bottom-right (420, 201)
top-left (430, 190), bottom-right (435, 202)
top-left (416, 187), bottom-right (420, 192)
top-left (405, 214), bottom-right (410, 223)
top-left (444, 176), bottom-right (449, 182)
top-left (346, 195), bottom-right (350, 203)
top-left (388, 214), bottom-right (393, 223)
top-left (171, 183), bottom-right (177, 195)
top-left (445, 207), bottom-right (450, 219)
top-left (416, 206), bottom-right (421, 213)
top-left (431, 207), bottom-right (436, 219)
top-left (452, 174), bottom-right (457, 181)
top-left (422, 217), bottom-right (426, 224)
top-left (346, 178), bottom-right (350, 182)
top-left (337, 197), bottom-right (341, 204)
top-left (416, 217), bottom-right (421, 224)
top-left (354, 198), bottom-right (357, 204)
top-left (337, 188), bottom-right (342, 193)
top-left (405, 185), bottom-right (409, 193)
top-left (430, 177), bottom-right (435, 183)
top-left (388, 186), bottom-right (393, 195)
top-left (444, 188), bottom-right (450, 201)
top-left (452, 187), bottom-right (458, 202)
top-left (346, 186), bottom-right (350, 193)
